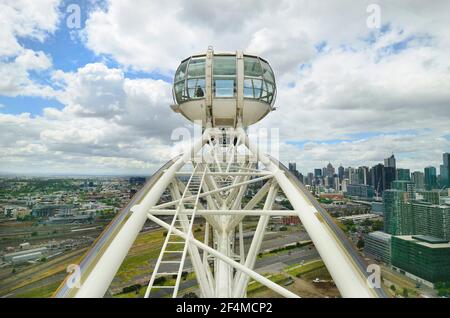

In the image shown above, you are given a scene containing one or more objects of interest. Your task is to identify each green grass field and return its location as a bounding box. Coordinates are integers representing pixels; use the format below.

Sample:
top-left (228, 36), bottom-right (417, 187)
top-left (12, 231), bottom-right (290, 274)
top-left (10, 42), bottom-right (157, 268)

top-left (247, 273), bottom-right (289, 295)
top-left (284, 260), bottom-right (325, 277)
top-left (14, 281), bottom-right (62, 298)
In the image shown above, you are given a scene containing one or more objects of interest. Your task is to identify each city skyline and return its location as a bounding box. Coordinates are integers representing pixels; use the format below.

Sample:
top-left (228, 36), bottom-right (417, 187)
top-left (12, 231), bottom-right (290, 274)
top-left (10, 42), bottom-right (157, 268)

top-left (289, 152), bottom-right (449, 180)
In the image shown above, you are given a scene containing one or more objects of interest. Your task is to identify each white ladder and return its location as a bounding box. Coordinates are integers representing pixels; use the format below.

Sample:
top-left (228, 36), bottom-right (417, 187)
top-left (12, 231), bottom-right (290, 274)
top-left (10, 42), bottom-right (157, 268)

top-left (145, 165), bottom-right (206, 298)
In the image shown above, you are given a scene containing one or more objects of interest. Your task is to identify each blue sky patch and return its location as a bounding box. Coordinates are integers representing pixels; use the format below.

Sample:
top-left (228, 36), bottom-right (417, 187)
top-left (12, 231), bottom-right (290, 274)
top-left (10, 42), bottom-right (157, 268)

top-left (0, 95), bottom-right (64, 116)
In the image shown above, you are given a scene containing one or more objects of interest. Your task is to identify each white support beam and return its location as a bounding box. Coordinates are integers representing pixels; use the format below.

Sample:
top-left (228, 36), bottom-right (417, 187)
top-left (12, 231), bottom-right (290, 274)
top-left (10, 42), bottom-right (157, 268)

top-left (147, 209), bottom-right (297, 216)
top-left (153, 174), bottom-right (273, 209)
top-left (147, 213), bottom-right (299, 298)
top-left (233, 182), bottom-right (278, 297)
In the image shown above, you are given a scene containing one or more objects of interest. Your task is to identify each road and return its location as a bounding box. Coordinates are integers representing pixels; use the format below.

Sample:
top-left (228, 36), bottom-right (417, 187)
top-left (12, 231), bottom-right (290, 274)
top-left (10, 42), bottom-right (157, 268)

top-left (256, 246), bottom-right (318, 269)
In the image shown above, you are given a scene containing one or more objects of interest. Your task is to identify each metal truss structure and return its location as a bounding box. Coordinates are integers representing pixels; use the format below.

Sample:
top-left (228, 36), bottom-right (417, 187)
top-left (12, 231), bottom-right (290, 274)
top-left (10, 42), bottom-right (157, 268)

top-left (55, 126), bottom-right (386, 298)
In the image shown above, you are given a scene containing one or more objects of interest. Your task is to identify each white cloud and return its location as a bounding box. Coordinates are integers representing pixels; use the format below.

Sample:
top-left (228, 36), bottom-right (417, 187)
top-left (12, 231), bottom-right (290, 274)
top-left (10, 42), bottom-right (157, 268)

top-left (0, 0), bottom-right (61, 57)
top-left (1, 0), bottom-right (450, 175)
top-left (279, 131), bottom-right (450, 174)
top-left (0, 0), bottom-right (60, 97)
top-left (0, 63), bottom-right (190, 174)
top-left (0, 49), bottom-right (54, 97)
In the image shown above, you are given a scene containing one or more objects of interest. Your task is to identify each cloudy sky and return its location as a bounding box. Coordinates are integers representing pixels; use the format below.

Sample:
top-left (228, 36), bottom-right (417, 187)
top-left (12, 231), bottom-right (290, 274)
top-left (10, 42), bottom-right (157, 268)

top-left (0, 0), bottom-right (449, 176)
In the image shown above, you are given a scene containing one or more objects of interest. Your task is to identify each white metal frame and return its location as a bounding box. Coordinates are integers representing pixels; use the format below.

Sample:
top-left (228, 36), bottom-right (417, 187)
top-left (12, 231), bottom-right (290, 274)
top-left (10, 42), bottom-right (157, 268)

top-left (57, 125), bottom-right (384, 298)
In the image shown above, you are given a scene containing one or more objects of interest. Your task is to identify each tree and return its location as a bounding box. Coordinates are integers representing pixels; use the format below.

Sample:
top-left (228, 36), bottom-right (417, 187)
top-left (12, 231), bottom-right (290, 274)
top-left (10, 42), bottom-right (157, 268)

top-left (437, 289), bottom-right (448, 297)
top-left (357, 239), bottom-right (365, 249)
top-left (390, 285), bottom-right (396, 292)
top-left (122, 284), bottom-right (141, 294)
top-left (154, 277), bottom-right (166, 285)
top-left (402, 288), bottom-right (409, 298)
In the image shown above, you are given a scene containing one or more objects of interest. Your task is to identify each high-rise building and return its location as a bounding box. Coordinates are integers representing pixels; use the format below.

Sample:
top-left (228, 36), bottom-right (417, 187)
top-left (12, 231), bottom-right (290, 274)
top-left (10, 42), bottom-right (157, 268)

top-left (424, 166), bottom-right (437, 190)
top-left (411, 203), bottom-right (450, 240)
top-left (391, 235), bottom-right (450, 285)
top-left (383, 187), bottom-right (450, 240)
top-left (411, 171), bottom-right (425, 190)
top-left (440, 152), bottom-right (450, 188)
top-left (371, 164), bottom-right (384, 196)
top-left (392, 180), bottom-right (415, 200)
top-left (357, 166), bottom-right (370, 185)
top-left (396, 168), bottom-right (410, 181)
top-left (344, 167), bottom-right (349, 180)
top-left (341, 178), bottom-right (349, 192)
top-left (288, 162), bottom-right (297, 173)
top-left (288, 162), bottom-right (302, 181)
top-left (334, 176), bottom-right (340, 192)
top-left (348, 167), bottom-right (358, 185)
top-left (384, 154), bottom-right (396, 169)
top-left (338, 166), bottom-right (345, 182)
top-left (325, 176), bottom-right (334, 189)
top-left (307, 172), bottom-right (314, 186)
top-left (383, 166), bottom-right (396, 191)
top-left (383, 190), bottom-right (412, 235)
top-left (326, 162), bottom-right (335, 177)
top-left (314, 168), bottom-right (322, 178)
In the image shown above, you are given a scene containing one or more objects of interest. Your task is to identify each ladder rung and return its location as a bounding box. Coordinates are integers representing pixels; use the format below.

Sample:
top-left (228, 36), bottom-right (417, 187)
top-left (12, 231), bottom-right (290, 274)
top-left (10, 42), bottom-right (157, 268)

top-left (161, 261), bottom-right (181, 264)
top-left (157, 272), bottom-right (179, 276)
top-left (165, 250), bottom-right (183, 253)
top-left (168, 241), bottom-right (185, 244)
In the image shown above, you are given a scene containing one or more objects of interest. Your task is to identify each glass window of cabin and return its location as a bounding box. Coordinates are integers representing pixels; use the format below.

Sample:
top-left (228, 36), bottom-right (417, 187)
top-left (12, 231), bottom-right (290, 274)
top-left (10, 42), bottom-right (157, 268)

top-left (187, 78), bottom-right (205, 99)
top-left (214, 79), bottom-right (235, 97)
top-left (244, 57), bottom-right (263, 77)
top-left (266, 82), bottom-right (275, 104)
top-left (260, 81), bottom-right (269, 102)
top-left (187, 57), bottom-right (206, 77)
top-left (243, 78), bottom-right (263, 99)
top-left (213, 56), bottom-right (236, 76)
top-left (260, 60), bottom-right (275, 83)
top-left (244, 79), bottom-right (254, 98)
top-left (213, 56), bottom-right (236, 97)
top-left (175, 60), bottom-right (188, 82)
top-left (174, 81), bottom-right (186, 104)
top-left (252, 79), bottom-right (263, 98)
